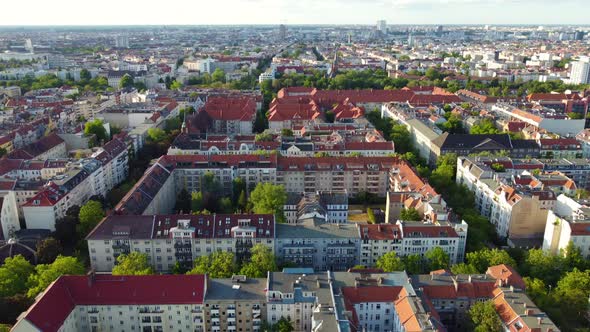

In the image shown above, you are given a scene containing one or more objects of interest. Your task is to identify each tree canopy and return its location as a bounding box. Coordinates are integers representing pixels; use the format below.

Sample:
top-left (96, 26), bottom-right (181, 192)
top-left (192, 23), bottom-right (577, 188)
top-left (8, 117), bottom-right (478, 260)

top-left (188, 251), bottom-right (236, 278)
top-left (249, 183), bottom-right (287, 222)
top-left (77, 200), bottom-right (105, 237)
top-left (375, 252), bottom-right (405, 272)
top-left (468, 300), bottom-right (502, 332)
top-left (400, 208), bottom-right (422, 221)
top-left (112, 252), bottom-right (154, 276)
top-left (0, 256), bottom-right (34, 297)
top-left (239, 244), bottom-right (277, 278)
top-left (84, 119), bottom-right (108, 142)
top-left (27, 256), bottom-right (85, 297)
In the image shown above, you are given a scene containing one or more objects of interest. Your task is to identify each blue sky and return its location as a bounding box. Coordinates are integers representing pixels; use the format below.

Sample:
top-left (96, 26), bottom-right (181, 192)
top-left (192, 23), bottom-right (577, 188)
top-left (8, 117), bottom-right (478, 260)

top-left (2, 0), bottom-right (587, 25)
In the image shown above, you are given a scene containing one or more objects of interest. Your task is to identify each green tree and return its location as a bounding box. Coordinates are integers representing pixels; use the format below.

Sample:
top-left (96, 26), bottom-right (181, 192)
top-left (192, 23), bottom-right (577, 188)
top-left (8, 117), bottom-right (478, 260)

top-left (77, 200), bottom-right (105, 236)
top-left (425, 247), bottom-right (450, 271)
top-left (0, 255), bottom-right (34, 297)
top-left (466, 248), bottom-right (516, 273)
top-left (170, 80), bottom-right (182, 90)
top-left (276, 317), bottom-right (294, 332)
top-left (400, 208), bottom-right (421, 221)
top-left (36, 237), bottom-right (63, 264)
top-left (211, 68), bottom-right (226, 83)
top-left (239, 244), bottom-right (277, 278)
top-left (147, 128), bottom-right (167, 142)
top-left (79, 69), bottom-right (92, 81)
top-left (232, 177), bottom-right (247, 205)
top-left (237, 190), bottom-right (248, 211)
top-left (325, 110), bottom-right (335, 123)
top-left (120, 74), bottom-right (134, 88)
top-left (471, 119), bottom-right (500, 134)
top-left (202, 171), bottom-right (221, 194)
top-left (280, 128), bottom-right (294, 137)
top-left (402, 254), bottom-right (424, 274)
top-left (175, 188), bottom-right (192, 213)
top-left (554, 269), bottom-right (590, 320)
top-left (523, 249), bottom-right (565, 286)
top-left (562, 241), bottom-right (587, 271)
top-left (441, 114), bottom-right (463, 134)
top-left (84, 119), bottom-right (108, 142)
top-left (376, 252), bottom-right (405, 272)
top-left (219, 197), bottom-right (234, 213)
top-left (468, 300), bottom-right (502, 332)
top-left (187, 251), bottom-right (236, 278)
top-left (112, 252), bottom-right (154, 275)
top-left (27, 256), bottom-right (85, 297)
top-left (191, 191), bottom-right (205, 213)
top-left (451, 263), bottom-right (479, 275)
top-left (249, 183), bottom-right (287, 222)
top-left (390, 124), bottom-right (412, 153)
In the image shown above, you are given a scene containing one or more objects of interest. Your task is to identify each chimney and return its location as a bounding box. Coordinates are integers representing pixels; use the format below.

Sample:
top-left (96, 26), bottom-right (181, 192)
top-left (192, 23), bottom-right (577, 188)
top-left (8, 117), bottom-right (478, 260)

top-left (468, 275), bottom-right (472, 283)
top-left (537, 317), bottom-right (543, 325)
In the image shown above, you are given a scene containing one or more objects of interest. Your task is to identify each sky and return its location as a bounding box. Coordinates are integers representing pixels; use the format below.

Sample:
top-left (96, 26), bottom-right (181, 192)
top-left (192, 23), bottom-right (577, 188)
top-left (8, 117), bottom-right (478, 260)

top-left (1, 0), bottom-right (587, 26)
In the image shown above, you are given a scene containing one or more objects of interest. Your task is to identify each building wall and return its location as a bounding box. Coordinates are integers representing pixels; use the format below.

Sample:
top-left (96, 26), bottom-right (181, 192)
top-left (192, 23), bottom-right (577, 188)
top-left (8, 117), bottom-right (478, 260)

top-left (89, 237), bottom-right (275, 273)
top-left (205, 300), bottom-right (266, 332)
top-left (0, 191), bottom-right (21, 239)
top-left (275, 237), bottom-right (360, 271)
top-left (23, 205), bottom-right (56, 230)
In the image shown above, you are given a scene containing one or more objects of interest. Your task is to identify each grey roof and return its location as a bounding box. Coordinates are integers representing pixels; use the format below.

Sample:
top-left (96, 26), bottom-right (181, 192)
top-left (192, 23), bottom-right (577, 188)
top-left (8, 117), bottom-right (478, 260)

top-left (205, 278), bottom-right (267, 301)
top-left (86, 215), bottom-right (154, 240)
top-left (276, 220), bottom-right (359, 239)
top-left (433, 133), bottom-right (513, 150)
top-left (406, 119), bottom-right (440, 141)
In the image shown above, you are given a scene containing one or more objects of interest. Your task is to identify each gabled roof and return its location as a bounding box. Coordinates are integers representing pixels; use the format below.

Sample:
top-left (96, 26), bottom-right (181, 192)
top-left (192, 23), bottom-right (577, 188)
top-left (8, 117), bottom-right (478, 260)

top-left (21, 274), bottom-right (206, 332)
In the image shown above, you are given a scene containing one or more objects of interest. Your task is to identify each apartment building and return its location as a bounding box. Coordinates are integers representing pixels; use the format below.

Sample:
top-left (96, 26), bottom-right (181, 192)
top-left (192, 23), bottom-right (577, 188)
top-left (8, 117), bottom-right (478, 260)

top-left (277, 156), bottom-right (395, 197)
top-left (7, 133), bottom-right (67, 160)
top-left (205, 275), bottom-right (267, 332)
top-left (457, 157), bottom-right (556, 246)
top-left (284, 191), bottom-right (348, 224)
top-left (12, 274), bottom-right (207, 332)
top-left (13, 266), bottom-right (558, 332)
top-left (196, 97), bottom-right (256, 135)
top-left (266, 270), bottom-right (329, 332)
top-left (86, 214), bottom-right (276, 272)
top-left (22, 159), bottom-right (107, 230)
top-left (538, 138), bottom-right (583, 159)
top-left (357, 220), bottom-right (468, 267)
top-left (543, 194), bottom-right (590, 259)
top-left (275, 220), bottom-right (360, 271)
top-left (115, 154), bottom-right (398, 217)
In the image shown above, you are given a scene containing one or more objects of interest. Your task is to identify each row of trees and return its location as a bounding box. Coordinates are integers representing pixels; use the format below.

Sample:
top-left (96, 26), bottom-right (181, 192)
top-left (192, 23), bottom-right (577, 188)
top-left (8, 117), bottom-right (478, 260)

top-left (174, 180), bottom-right (288, 222)
top-left (110, 244), bottom-right (277, 279)
top-left (375, 247), bottom-right (451, 274)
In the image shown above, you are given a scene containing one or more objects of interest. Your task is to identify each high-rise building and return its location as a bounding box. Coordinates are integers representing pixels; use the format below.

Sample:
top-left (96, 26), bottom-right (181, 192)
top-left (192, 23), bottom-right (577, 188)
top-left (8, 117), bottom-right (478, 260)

top-left (376, 19), bottom-right (387, 32)
top-left (115, 35), bottom-right (130, 48)
top-left (570, 57), bottom-right (590, 84)
top-left (24, 39), bottom-right (33, 53)
top-left (574, 30), bottom-right (585, 41)
top-left (279, 24), bottom-right (287, 40)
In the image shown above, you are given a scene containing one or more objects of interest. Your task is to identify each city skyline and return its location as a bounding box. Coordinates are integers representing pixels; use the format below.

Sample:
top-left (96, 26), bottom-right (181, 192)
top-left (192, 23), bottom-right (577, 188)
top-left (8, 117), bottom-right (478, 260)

top-left (2, 0), bottom-right (588, 26)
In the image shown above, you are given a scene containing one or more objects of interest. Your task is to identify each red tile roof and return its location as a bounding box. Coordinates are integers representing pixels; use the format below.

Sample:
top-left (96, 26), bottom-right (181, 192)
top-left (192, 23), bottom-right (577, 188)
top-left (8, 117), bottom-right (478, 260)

top-left (486, 264), bottom-right (526, 290)
top-left (21, 274), bottom-right (206, 332)
top-left (203, 97), bottom-right (256, 121)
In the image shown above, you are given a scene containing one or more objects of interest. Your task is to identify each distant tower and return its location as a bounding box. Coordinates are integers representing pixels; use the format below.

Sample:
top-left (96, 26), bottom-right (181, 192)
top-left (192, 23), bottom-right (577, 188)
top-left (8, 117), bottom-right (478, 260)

top-left (436, 25), bottom-right (443, 36)
top-left (377, 20), bottom-right (387, 32)
top-left (115, 35), bottom-right (130, 49)
top-left (24, 39), bottom-right (34, 53)
top-left (347, 33), bottom-right (352, 45)
top-left (279, 24), bottom-right (287, 40)
top-left (408, 34), bottom-right (415, 47)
